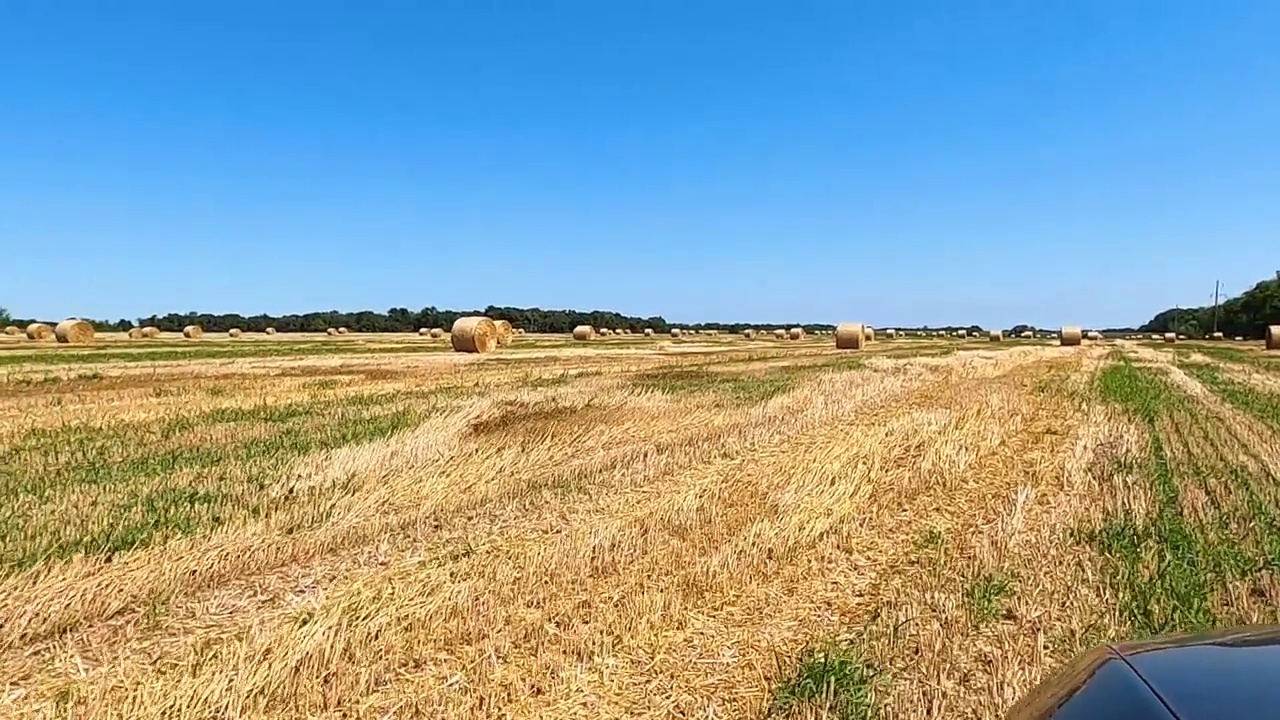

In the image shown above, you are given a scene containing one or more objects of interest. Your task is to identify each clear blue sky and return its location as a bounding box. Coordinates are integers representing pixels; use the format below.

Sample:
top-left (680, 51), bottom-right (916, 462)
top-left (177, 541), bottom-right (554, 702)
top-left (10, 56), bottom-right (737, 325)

top-left (3, 1), bottom-right (1278, 327)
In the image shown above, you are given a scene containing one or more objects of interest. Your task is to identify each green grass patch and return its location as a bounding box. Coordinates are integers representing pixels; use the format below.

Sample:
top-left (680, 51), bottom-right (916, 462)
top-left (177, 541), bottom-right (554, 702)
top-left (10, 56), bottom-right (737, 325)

top-left (770, 640), bottom-right (880, 720)
top-left (1180, 362), bottom-right (1280, 429)
top-left (632, 357), bottom-right (865, 405)
top-left (0, 389), bottom-right (463, 572)
top-left (1082, 356), bottom-right (1252, 637)
top-left (0, 341), bottom-right (453, 368)
top-left (964, 572), bottom-right (1014, 626)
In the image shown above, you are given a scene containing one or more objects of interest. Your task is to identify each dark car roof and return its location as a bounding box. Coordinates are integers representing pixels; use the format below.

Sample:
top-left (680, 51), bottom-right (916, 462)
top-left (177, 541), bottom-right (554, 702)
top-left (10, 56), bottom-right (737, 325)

top-left (1007, 626), bottom-right (1280, 720)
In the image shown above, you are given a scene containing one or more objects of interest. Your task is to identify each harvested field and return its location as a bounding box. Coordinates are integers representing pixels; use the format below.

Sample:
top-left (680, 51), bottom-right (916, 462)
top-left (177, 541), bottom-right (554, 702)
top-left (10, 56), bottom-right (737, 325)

top-left (2, 334), bottom-right (1280, 718)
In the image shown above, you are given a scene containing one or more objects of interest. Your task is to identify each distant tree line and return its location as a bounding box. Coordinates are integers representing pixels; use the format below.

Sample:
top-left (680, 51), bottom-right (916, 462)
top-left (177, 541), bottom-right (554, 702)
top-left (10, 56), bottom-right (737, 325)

top-left (1138, 272), bottom-right (1280, 338)
top-left (10, 274), bottom-right (1273, 338)
top-left (6, 305), bottom-right (841, 335)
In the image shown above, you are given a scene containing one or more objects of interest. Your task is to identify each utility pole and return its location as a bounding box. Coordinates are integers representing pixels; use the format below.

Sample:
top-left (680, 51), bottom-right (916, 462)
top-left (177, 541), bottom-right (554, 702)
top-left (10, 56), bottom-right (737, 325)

top-left (1212, 280), bottom-right (1221, 335)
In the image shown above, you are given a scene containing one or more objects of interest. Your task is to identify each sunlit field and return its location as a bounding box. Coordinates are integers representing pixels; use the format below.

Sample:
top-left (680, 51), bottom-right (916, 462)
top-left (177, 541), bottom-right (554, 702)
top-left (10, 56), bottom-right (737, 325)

top-left (3, 331), bottom-right (1280, 718)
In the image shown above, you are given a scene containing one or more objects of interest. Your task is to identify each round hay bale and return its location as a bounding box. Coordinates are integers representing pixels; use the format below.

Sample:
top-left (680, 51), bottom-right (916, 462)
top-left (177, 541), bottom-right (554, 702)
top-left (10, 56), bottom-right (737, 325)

top-left (1150, 334), bottom-right (1161, 341)
top-left (325, 328), bottom-right (338, 336)
top-left (429, 328), bottom-right (445, 339)
top-left (142, 326), bottom-right (160, 338)
top-left (1210, 332), bottom-right (1224, 341)
top-left (989, 330), bottom-right (1003, 342)
top-left (1059, 326), bottom-right (1083, 347)
top-left (265, 327), bottom-right (277, 335)
top-left (1019, 331), bottom-right (1034, 339)
top-left (25, 323), bottom-right (53, 341)
top-left (493, 319), bottom-right (514, 346)
top-left (418, 328), bottom-right (431, 336)
top-left (127, 327), bottom-right (145, 339)
top-left (54, 319), bottom-right (95, 344)
top-left (228, 328), bottom-right (243, 338)
top-left (835, 323), bottom-right (865, 350)
top-left (773, 329), bottom-right (786, 339)
top-left (1086, 331), bottom-right (1103, 341)
top-left (1265, 326), bottom-right (1279, 350)
top-left (337, 327), bottom-right (350, 335)
top-left (864, 327), bottom-right (876, 342)
top-left (788, 327), bottom-right (805, 341)
top-left (956, 330), bottom-right (967, 339)
top-left (573, 325), bottom-right (595, 341)
top-left (614, 328), bottom-right (624, 336)
top-left (599, 328), bottom-right (612, 336)
top-left (742, 329), bottom-right (755, 339)
top-left (644, 328), bottom-right (654, 337)
top-left (183, 325), bottom-right (204, 339)
top-left (1164, 333), bottom-right (1178, 343)
top-left (450, 316), bottom-right (498, 353)
top-left (3, 325), bottom-right (19, 336)
top-left (886, 329), bottom-right (897, 339)
top-left (670, 328), bottom-right (682, 338)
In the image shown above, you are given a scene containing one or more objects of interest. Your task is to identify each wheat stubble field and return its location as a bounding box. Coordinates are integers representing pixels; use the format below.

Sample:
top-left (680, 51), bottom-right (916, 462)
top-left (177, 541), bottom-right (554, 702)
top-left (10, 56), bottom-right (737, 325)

top-left (2, 332), bottom-right (1280, 718)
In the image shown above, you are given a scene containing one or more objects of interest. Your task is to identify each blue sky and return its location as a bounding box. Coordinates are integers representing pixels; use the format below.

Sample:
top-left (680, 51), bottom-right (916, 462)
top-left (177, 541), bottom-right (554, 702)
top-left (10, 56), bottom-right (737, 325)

top-left (2, 1), bottom-right (1278, 327)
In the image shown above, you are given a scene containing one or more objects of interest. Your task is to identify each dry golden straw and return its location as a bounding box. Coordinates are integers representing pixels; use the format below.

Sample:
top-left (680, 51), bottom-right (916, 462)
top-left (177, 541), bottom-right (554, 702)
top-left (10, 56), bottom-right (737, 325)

top-left (671, 328), bottom-right (682, 338)
top-left (338, 327), bottom-right (350, 335)
top-left (886, 329), bottom-right (897, 339)
top-left (644, 328), bottom-right (654, 337)
top-left (1265, 325), bottom-right (1279, 350)
top-left (418, 328), bottom-right (431, 336)
top-left (1059, 326), bottom-right (1083, 347)
top-left (430, 328), bottom-right (445, 339)
top-left (127, 328), bottom-right (145, 339)
top-left (493, 320), bottom-right (514, 346)
top-left (25, 323), bottom-right (53, 341)
top-left (265, 327), bottom-right (277, 335)
top-left (773, 329), bottom-right (786, 339)
top-left (142, 326), bottom-right (160, 338)
top-left (1164, 333), bottom-right (1177, 343)
top-left (450, 316), bottom-right (499, 353)
top-left (573, 325), bottom-right (595, 341)
top-left (3, 325), bottom-right (19, 336)
top-left (788, 327), bottom-right (805, 340)
top-left (834, 322), bottom-right (865, 350)
top-left (228, 329), bottom-right (243, 338)
top-left (54, 319), bottom-right (95, 344)
top-left (864, 326), bottom-right (876, 342)
top-left (1086, 331), bottom-right (1102, 341)
top-left (183, 325), bottom-right (204, 339)
top-left (989, 330), bottom-right (1003, 342)
top-left (326, 328), bottom-right (339, 336)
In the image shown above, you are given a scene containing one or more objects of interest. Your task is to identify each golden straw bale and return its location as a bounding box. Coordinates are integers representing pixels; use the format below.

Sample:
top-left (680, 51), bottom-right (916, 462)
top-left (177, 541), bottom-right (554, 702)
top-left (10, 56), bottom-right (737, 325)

top-left (1059, 326), bottom-right (1083, 347)
top-left (493, 319), bottom-right (514, 346)
top-left (183, 325), bottom-right (204, 339)
top-left (54, 319), bottom-right (95, 344)
top-left (835, 323), bottom-right (865, 350)
top-left (450, 316), bottom-right (499, 353)
top-left (573, 325), bottom-right (595, 341)
top-left (25, 323), bottom-right (53, 341)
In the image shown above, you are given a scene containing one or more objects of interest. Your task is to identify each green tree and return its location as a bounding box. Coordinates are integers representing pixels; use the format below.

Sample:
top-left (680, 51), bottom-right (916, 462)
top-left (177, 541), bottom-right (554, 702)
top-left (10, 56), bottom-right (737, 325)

top-left (0, 306), bottom-right (10, 326)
